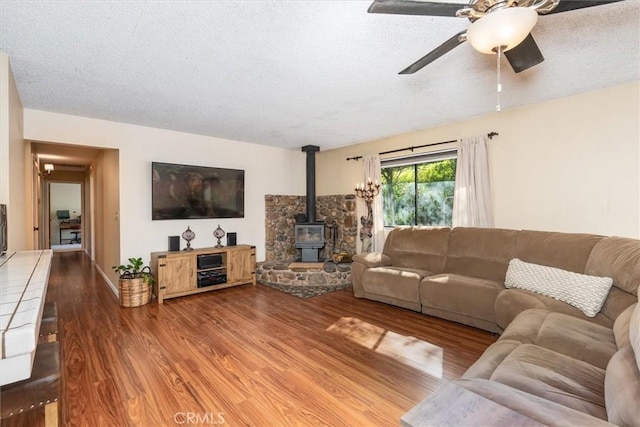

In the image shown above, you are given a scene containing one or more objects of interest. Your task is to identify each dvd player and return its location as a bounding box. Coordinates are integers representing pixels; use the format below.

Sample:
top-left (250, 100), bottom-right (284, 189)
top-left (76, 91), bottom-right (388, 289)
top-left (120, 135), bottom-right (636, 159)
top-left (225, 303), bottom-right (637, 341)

top-left (197, 270), bottom-right (227, 287)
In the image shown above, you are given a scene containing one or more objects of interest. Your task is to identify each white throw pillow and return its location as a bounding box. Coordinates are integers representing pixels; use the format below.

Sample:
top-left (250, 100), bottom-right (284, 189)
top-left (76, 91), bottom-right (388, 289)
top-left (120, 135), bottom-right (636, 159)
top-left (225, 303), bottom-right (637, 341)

top-left (505, 258), bottom-right (613, 317)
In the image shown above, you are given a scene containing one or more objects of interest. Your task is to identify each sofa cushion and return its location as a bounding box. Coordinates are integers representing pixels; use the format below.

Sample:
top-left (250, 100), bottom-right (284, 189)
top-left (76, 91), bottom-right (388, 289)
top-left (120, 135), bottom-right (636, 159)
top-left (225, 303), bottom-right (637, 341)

top-left (462, 340), bottom-right (522, 380)
top-left (604, 346), bottom-right (640, 427)
top-left (605, 294), bottom-right (639, 427)
top-left (495, 289), bottom-right (614, 330)
top-left (505, 258), bottom-right (613, 317)
top-left (585, 236), bottom-right (640, 296)
top-left (420, 273), bottom-right (504, 326)
top-left (515, 230), bottom-right (603, 273)
top-left (362, 266), bottom-right (429, 303)
top-left (613, 303), bottom-right (637, 350)
top-left (383, 226), bottom-right (450, 272)
top-left (498, 309), bottom-right (617, 370)
top-left (490, 344), bottom-right (607, 420)
top-left (443, 227), bottom-right (518, 282)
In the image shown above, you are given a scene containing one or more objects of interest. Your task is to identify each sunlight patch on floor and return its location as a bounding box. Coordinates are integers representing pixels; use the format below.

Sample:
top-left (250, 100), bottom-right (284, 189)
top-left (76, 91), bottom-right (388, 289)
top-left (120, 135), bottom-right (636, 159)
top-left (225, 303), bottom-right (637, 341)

top-left (326, 317), bottom-right (443, 378)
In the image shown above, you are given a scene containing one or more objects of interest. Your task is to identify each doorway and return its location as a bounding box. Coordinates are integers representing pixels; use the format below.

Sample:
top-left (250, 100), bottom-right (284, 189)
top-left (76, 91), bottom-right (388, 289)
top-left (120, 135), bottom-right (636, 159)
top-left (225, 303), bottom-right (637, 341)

top-left (49, 182), bottom-right (83, 251)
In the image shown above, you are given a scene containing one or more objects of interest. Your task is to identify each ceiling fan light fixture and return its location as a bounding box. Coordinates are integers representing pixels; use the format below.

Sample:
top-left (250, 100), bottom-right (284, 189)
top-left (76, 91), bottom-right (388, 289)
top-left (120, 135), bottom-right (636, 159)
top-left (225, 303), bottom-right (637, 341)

top-left (466, 7), bottom-right (538, 54)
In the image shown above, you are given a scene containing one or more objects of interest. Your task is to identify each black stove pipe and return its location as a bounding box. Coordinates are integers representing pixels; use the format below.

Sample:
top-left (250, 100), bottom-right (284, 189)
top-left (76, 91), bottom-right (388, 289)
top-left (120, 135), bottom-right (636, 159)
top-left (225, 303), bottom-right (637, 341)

top-left (301, 145), bottom-right (320, 223)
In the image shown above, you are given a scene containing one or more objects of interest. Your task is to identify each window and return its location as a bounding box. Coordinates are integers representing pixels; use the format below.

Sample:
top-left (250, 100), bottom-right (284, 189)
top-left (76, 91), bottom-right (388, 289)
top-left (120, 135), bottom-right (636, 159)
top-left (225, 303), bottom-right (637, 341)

top-left (381, 150), bottom-right (456, 227)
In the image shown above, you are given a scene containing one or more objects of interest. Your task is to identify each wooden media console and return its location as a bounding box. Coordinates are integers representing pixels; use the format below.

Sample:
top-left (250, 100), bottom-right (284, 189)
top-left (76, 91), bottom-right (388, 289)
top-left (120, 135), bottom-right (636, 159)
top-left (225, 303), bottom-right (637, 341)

top-left (150, 245), bottom-right (256, 304)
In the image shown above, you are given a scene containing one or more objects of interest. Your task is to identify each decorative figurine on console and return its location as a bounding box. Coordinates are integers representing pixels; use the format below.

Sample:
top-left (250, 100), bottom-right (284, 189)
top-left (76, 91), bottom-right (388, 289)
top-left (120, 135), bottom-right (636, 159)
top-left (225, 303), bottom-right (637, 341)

top-left (213, 224), bottom-right (226, 248)
top-left (182, 226), bottom-right (195, 251)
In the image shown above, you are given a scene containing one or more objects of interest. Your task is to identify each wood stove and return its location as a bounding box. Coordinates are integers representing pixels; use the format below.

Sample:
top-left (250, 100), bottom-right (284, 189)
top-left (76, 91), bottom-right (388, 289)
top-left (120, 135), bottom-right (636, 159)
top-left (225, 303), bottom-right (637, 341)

top-left (295, 223), bottom-right (325, 262)
top-left (294, 145), bottom-right (325, 262)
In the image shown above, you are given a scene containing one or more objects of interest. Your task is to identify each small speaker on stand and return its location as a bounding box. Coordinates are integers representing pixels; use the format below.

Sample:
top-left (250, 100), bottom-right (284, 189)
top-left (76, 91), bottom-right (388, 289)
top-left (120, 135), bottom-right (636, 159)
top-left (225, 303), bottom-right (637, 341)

top-left (227, 232), bottom-right (237, 246)
top-left (168, 236), bottom-right (180, 251)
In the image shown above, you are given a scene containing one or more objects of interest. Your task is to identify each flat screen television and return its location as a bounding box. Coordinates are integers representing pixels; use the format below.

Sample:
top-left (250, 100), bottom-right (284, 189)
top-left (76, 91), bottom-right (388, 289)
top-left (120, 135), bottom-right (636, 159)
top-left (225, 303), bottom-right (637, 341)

top-left (0, 204), bottom-right (7, 255)
top-left (152, 162), bottom-right (244, 220)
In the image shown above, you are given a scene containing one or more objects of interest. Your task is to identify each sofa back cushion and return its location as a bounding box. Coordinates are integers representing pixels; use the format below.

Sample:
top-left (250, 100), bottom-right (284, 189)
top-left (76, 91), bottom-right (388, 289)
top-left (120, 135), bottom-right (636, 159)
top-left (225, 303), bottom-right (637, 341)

top-left (383, 227), bottom-right (450, 273)
top-left (600, 287), bottom-right (638, 324)
top-left (585, 236), bottom-right (640, 296)
top-left (514, 230), bottom-right (603, 274)
top-left (444, 227), bottom-right (518, 282)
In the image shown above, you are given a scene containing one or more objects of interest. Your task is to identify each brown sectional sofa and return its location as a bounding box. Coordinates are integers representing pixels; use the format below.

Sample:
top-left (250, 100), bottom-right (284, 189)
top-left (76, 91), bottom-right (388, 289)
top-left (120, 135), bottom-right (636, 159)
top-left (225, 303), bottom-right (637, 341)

top-left (449, 296), bottom-right (639, 426)
top-left (352, 227), bottom-right (638, 333)
top-left (352, 226), bottom-right (640, 426)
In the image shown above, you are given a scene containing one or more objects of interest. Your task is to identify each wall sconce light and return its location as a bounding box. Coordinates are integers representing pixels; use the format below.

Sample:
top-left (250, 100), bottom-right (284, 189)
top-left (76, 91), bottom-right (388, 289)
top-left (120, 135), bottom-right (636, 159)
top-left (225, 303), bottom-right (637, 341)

top-left (40, 163), bottom-right (54, 176)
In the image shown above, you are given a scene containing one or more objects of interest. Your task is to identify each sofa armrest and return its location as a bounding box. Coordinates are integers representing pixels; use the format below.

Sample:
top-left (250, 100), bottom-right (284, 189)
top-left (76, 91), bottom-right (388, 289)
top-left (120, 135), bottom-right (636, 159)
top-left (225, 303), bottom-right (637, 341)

top-left (352, 252), bottom-right (392, 268)
top-left (351, 253), bottom-right (392, 298)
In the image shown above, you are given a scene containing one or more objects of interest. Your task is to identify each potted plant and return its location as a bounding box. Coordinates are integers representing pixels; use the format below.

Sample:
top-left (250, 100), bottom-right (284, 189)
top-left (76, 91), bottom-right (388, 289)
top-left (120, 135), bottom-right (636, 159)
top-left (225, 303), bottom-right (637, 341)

top-left (112, 257), bottom-right (155, 307)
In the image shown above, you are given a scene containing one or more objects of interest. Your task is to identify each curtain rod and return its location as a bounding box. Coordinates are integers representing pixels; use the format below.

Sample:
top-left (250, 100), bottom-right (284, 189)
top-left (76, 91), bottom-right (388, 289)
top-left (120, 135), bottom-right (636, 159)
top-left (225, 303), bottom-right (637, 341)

top-left (345, 131), bottom-right (499, 161)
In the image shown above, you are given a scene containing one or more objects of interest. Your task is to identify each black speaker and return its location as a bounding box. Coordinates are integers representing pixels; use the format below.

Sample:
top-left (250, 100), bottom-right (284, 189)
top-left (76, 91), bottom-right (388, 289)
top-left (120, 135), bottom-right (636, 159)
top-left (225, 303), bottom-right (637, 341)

top-left (227, 232), bottom-right (237, 246)
top-left (168, 235), bottom-right (180, 251)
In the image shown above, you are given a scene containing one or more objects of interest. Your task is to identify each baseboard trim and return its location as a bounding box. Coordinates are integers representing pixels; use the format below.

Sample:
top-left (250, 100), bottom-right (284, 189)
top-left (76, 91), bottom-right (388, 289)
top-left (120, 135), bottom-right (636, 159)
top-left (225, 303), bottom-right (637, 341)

top-left (94, 261), bottom-right (118, 297)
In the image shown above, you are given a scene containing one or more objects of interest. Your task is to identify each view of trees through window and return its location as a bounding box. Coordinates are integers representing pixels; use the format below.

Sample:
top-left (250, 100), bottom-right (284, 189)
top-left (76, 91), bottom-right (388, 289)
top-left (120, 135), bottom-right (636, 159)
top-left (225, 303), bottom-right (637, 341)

top-left (381, 158), bottom-right (456, 226)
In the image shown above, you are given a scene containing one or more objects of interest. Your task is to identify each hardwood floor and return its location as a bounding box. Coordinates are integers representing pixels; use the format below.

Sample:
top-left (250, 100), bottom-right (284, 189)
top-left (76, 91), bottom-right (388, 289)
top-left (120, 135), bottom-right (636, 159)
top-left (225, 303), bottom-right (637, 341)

top-left (3, 251), bottom-right (496, 426)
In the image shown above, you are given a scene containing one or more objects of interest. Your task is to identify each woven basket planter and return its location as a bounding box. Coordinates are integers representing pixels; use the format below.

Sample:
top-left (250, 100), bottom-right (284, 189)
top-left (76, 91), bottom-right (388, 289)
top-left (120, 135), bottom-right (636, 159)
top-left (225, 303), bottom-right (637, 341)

top-left (118, 277), bottom-right (151, 308)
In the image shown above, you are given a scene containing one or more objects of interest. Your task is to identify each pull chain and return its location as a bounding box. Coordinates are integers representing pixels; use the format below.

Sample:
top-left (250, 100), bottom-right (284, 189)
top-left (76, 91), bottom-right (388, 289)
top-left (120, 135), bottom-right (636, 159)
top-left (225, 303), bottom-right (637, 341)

top-left (496, 45), bottom-right (502, 112)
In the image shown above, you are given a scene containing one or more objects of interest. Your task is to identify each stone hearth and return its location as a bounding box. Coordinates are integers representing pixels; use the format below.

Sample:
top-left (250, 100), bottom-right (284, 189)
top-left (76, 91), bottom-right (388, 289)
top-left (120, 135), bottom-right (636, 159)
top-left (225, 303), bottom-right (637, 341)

top-left (264, 194), bottom-right (357, 262)
top-left (257, 261), bottom-right (352, 298)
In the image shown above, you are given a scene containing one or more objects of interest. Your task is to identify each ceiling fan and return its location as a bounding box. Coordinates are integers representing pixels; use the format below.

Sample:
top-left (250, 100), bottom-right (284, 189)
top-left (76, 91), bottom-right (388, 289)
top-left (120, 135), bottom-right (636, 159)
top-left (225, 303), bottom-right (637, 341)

top-left (368, 0), bottom-right (624, 74)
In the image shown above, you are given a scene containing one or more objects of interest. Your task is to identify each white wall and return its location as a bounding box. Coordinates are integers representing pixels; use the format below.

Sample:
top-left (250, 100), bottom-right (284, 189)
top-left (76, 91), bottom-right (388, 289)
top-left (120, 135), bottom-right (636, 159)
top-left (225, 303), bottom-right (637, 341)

top-left (317, 82), bottom-right (640, 239)
top-left (24, 109), bottom-right (306, 264)
top-left (0, 53), bottom-right (26, 250)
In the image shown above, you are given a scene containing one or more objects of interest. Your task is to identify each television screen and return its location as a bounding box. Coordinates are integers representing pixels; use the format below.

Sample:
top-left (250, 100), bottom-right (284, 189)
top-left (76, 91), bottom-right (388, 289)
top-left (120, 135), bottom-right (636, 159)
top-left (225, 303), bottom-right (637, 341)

top-left (0, 204), bottom-right (7, 255)
top-left (152, 162), bottom-right (244, 220)
top-left (56, 210), bottom-right (70, 220)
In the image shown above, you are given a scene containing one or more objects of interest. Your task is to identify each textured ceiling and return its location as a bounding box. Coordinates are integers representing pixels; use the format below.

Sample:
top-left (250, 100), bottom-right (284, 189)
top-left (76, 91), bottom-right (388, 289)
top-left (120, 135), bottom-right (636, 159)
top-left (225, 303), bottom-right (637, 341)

top-left (1, 1), bottom-right (638, 151)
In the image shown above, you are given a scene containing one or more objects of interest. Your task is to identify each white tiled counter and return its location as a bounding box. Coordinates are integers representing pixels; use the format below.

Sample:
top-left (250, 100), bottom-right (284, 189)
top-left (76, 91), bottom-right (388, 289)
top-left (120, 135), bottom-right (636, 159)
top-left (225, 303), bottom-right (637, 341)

top-left (0, 250), bottom-right (53, 385)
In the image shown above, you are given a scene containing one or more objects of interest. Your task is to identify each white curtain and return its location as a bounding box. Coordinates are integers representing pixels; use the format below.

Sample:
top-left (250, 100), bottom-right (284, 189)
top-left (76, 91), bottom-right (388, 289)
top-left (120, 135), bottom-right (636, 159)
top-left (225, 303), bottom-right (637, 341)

top-left (452, 135), bottom-right (494, 228)
top-left (364, 155), bottom-right (385, 252)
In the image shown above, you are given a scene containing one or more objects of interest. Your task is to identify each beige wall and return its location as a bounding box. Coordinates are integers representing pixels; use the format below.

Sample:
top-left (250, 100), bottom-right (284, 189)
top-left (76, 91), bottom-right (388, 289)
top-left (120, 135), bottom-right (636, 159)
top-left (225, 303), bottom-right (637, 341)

top-left (0, 53), bottom-right (27, 251)
top-left (317, 81), bottom-right (640, 239)
top-left (93, 149), bottom-right (120, 286)
top-left (23, 109), bottom-right (306, 276)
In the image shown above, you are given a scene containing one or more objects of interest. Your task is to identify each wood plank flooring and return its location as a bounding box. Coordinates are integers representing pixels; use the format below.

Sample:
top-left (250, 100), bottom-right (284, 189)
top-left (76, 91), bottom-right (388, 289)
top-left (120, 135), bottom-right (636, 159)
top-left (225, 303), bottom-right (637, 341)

top-left (2, 251), bottom-right (496, 426)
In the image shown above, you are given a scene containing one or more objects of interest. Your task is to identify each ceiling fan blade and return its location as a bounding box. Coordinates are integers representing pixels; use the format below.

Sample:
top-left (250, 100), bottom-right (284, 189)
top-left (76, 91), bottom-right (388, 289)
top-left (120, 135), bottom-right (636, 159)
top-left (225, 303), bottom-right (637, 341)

top-left (504, 33), bottom-right (545, 73)
top-left (399, 31), bottom-right (466, 74)
top-left (368, 0), bottom-right (462, 17)
top-left (545, 0), bottom-right (624, 14)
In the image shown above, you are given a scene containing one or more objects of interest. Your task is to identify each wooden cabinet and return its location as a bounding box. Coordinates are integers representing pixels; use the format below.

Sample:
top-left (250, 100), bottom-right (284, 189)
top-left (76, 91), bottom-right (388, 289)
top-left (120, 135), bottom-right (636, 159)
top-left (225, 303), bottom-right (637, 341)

top-left (151, 245), bottom-right (255, 304)
top-left (227, 249), bottom-right (254, 284)
top-left (159, 253), bottom-right (195, 295)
